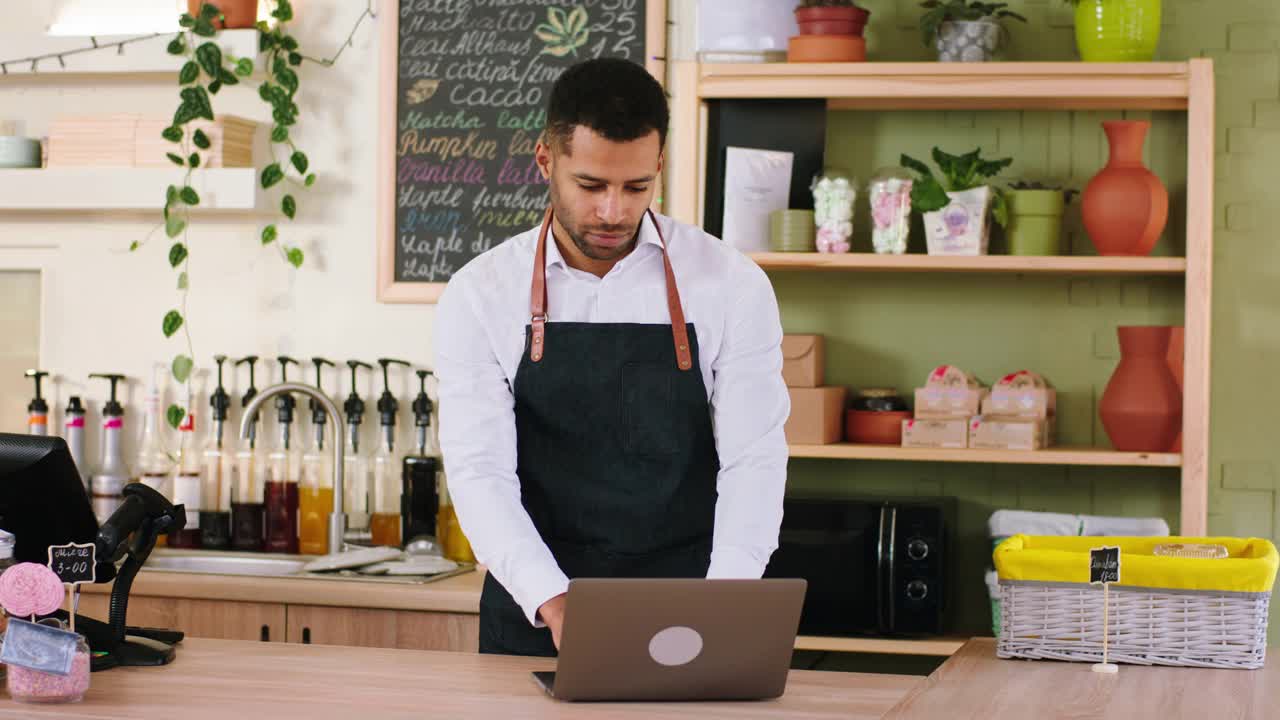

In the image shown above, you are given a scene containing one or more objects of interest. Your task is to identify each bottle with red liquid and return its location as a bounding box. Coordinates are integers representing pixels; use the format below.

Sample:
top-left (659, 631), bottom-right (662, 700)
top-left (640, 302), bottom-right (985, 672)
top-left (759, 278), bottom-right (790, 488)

top-left (263, 356), bottom-right (300, 553)
top-left (231, 356), bottom-right (265, 552)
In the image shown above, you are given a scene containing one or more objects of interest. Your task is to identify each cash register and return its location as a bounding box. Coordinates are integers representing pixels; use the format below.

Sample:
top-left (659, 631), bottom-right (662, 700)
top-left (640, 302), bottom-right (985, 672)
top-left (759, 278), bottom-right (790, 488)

top-left (0, 433), bottom-right (186, 671)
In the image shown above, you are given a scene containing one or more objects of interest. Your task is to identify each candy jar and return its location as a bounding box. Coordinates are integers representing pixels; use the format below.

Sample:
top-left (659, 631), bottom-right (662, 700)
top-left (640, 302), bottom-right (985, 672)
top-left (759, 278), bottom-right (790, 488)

top-left (6, 623), bottom-right (90, 704)
top-left (869, 167), bottom-right (914, 255)
top-left (811, 168), bottom-right (856, 253)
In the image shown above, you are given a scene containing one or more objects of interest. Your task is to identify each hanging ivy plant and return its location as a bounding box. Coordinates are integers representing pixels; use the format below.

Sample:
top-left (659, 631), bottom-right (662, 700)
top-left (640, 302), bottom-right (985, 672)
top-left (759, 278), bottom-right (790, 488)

top-left (131, 0), bottom-right (373, 427)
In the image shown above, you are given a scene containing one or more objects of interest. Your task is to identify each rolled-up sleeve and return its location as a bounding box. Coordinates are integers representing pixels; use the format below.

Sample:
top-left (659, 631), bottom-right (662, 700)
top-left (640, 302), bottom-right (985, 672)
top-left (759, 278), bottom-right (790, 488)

top-left (434, 276), bottom-right (569, 627)
top-left (705, 259), bottom-right (790, 579)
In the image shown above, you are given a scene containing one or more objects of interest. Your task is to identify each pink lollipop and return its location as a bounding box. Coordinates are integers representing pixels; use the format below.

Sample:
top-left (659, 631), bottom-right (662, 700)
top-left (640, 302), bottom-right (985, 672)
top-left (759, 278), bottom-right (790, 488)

top-left (0, 562), bottom-right (66, 617)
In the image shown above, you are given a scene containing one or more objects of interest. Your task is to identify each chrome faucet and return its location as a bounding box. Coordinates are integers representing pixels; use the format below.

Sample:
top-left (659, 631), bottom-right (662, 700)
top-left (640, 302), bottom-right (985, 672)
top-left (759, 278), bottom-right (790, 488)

top-left (240, 382), bottom-right (345, 555)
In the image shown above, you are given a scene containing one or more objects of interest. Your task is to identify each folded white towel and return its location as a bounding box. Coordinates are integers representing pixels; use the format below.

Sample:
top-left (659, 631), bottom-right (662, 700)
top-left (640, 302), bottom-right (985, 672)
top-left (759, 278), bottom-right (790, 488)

top-left (1081, 515), bottom-right (1170, 537)
top-left (989, 509), bottom-right (1081, 538)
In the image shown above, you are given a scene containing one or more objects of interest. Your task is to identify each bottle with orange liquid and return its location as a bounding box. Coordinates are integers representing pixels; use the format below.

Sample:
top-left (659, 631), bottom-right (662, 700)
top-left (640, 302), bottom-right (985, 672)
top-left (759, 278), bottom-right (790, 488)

top-left (298, 357), bottom-right (335, 555)
top-left (370, 358), bottom-right (409, 547)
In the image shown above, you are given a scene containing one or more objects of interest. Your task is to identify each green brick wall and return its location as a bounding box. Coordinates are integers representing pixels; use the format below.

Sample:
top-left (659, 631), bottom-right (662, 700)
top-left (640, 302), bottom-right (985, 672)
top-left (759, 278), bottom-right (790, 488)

top-left (755, 0), bottom-right (1279, 640)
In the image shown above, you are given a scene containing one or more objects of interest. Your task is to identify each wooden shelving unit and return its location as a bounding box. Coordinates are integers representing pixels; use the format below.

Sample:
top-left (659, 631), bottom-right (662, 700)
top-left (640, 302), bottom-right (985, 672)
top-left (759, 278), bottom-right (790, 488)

top-left (750, 252), bottom-right (1187, 275)
top-left (789, 444), bottom-right (1181, 467)
top-left (795, 635), bottom-right (968, 657)
top-left (668, 60), bottom-right (1214, 535)
top-left (0, 167), bottom-right (260, 212)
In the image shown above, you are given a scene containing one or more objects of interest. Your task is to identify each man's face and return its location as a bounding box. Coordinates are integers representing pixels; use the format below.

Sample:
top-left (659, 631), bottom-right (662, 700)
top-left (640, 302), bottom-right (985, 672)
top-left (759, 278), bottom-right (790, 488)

top-left (536, 126), bottom-right (663, 263)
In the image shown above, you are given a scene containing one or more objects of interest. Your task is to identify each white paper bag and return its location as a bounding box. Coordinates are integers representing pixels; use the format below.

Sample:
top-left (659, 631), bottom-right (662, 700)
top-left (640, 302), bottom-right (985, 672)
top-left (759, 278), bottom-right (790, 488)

top-left (923, 185), bottom-right (993, 256)
top-left (722, 146), bottom-right (794, 253)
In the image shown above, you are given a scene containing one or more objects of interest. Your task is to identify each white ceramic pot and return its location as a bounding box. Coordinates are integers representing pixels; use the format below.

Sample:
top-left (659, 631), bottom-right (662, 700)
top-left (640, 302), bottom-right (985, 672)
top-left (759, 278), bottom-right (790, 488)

top-left (936, 20), bottom-right (1002, 62)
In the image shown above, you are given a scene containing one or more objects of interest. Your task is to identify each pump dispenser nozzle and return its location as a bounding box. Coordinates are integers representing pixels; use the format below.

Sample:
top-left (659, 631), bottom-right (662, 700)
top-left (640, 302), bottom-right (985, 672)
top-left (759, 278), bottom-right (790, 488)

top-left (412, 370), bottom-right (434, 456)
top-left (235, 356), bottom-right (260, 448)
top-left (275, 356), bottom-right (299, 450)
top-left (89, 373), bottom-right (126, 417)
top-left (376, 359), bottom-right (410, 452)
top-left (344, 361), bottom-right (372, 453)
top-left (310, 357), bottom-right (335, 450)
top-left (210, 355), bottom-right (231, 447)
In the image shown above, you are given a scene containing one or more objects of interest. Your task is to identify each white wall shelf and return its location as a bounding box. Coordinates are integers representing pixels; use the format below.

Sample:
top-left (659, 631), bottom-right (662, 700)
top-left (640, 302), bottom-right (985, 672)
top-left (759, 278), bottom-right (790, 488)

top-left (0, 30), bottom-right (259, 77)
top-left (0, 167), bottom-right (259, 212)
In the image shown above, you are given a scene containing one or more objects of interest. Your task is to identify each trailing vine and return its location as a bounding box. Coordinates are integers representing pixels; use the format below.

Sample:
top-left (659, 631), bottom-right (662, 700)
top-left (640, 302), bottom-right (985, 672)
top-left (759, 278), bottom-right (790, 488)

top-left (129, 0), bottom-right (374, 427)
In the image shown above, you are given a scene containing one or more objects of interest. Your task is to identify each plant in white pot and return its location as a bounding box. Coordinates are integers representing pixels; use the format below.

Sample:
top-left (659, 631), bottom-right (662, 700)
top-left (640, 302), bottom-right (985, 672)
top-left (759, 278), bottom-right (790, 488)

top-left (901, 147), bottom-right (1013, 256)
top-left (918, 1), bottom-right (1027, 62)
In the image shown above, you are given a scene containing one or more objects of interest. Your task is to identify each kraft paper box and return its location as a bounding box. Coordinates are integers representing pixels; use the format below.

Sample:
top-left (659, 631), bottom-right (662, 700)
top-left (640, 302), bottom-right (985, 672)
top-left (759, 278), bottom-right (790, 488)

top-left (785, 386), bottom-right (845, 445)
top-left (914, 364), bottom-right (988, 419)
top-left (901, 417), bottom-right (969, 449)
top-left (982, 369), bottom-right (1056, 419)
top-left (781, 334), bottom-right (825, 388)
top-left (968, 416), bottom-right (1054, 450)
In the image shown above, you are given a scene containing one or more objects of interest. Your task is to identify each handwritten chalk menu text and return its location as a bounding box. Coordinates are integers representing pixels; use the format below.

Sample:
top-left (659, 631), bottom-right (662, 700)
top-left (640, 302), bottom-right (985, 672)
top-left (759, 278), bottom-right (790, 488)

top-left (395, 0), bottom-right (649, 283)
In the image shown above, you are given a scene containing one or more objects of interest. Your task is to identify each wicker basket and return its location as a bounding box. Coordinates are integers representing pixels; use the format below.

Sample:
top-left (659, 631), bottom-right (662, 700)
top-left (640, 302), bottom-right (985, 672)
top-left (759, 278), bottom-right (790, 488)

top-left (994, 535), bottom-right (1278, 669)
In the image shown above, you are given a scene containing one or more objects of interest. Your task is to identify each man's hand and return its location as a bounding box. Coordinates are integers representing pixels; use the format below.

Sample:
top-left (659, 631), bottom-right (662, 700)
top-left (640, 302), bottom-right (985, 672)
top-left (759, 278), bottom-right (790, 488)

top-left (537, 593), bottom-right (568, 649)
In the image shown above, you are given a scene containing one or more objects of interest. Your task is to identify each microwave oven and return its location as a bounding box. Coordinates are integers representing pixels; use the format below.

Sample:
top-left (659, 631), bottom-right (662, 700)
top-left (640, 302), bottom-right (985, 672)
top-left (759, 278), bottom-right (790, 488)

top-left (763, 495), bottom-right (953, 636)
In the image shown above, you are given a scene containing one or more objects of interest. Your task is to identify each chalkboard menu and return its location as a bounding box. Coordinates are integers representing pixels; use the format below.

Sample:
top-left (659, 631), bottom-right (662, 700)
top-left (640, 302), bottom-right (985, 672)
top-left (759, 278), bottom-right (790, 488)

top-left (377, 0), bottom-right (665, 303)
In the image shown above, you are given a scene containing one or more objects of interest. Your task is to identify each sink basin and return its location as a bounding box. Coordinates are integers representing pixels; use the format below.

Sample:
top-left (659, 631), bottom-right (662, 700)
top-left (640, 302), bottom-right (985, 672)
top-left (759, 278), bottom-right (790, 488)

top-left (145, 551), bottom-right (309, 576)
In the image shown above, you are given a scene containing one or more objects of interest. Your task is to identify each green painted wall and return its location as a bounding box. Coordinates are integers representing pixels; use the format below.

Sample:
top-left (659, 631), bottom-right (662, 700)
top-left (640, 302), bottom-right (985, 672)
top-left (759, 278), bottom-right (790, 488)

top-left (768, 0), bottom-right (1279, 640)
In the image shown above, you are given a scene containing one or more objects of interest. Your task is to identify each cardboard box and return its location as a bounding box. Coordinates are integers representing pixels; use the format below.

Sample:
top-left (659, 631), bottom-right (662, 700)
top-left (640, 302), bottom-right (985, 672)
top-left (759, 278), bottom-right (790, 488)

top-left (982, 370), bottom-right (1056, 419)
top-left (914, 364), bottom-right (988, 419)
top-left (135, 115), bottom-right (256, 168)
top-left (901, 417), bottom-right (969, 449)
top-left (781, 335), bottom-right (825, 388)
top-left (48, 114), bottom-right (257, 168)
top-left (969, 415), bottom-right (1054, 450)
top-left (785, 386), bottom-right (845, 445)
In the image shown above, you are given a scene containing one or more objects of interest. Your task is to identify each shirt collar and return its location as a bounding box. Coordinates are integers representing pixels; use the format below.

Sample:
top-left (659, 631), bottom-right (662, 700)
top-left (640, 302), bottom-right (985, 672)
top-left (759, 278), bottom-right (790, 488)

top-left (544, 212), bottom-right (664, 271)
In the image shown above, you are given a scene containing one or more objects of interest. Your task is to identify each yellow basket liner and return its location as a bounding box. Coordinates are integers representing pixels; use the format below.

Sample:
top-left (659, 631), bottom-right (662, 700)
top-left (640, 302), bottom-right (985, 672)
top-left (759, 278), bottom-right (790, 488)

top-left (993, 535), bottom-right (1278, 594)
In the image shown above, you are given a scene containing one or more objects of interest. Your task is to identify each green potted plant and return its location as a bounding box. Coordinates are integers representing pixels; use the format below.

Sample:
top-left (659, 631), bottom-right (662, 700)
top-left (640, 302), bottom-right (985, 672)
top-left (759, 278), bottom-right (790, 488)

top-left (1005, 181), bottom-right (1078, 256)
top-left (1064, 0), bottom-right (1161, 61)
top-left (918, 1), bottom-right (1027, 62)
top-left (901, 147), bottom-right (1013, 255)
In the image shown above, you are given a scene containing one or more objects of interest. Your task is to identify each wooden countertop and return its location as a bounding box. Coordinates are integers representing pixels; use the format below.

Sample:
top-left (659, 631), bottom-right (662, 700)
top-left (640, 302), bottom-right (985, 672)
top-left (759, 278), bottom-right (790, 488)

top-left (0, 638), bottom-right (920, 719)
top-left (882, 638), bottom-right (1279, 719)
top-left (80, 565), bottom-right (486, 613)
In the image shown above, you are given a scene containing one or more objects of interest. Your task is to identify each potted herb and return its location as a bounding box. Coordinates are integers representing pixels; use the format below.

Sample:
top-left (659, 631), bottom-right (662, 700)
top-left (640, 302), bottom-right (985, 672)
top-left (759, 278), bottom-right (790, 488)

top-left (918, 1), bottom-right (1027, 62)
top-left (1006, 181), bottom-right (1078, 256)
top-left (901, 147), bottom-right (1013, 256)
top-left (795, 0), bottom-right (871, 36)
top-left (789, 0), bottom-right (872, 62)
top-left (1064, 0), bottom-right (1161, 62)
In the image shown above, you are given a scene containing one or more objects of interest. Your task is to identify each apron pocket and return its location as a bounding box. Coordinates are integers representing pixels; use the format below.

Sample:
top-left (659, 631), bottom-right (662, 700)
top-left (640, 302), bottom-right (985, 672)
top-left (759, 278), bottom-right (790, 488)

top-left (621, 362), bottom-right (677, 455)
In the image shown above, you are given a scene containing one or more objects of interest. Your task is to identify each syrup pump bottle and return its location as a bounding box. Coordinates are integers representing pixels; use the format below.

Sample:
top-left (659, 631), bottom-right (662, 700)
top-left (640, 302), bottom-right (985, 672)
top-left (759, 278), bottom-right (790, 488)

top-left (199, 355), bottom-right (233, 549)
top-left (88, 373), bottom-right (130, 523)
top-left (264, 356), bottom-right (301, 553)
top-left (23, 369), bottom-right (49, 436)
top-left (401, 370), bottom-right (440, 546)
top-left (169, 393), bottom-right (202, 548)
top-left (64, 396), bottom-right (87, 491)
top-left (299, 357), bottom-right (335, 555)
top-left (232, 355), bottom-right (265, 551)
top-left (342, 360), bottom-right (373, 545)
top-left (371, 358), bottom-right (409, 547)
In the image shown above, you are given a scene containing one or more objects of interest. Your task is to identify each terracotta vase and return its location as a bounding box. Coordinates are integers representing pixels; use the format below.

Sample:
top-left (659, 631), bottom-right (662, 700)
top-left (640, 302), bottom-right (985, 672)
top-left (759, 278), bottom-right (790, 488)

top-left (1082, 120), bottom-right (1168, 256)
top-left (1099, 326), bottom-right (1182, 452)
top-left (794, 6), bottom-right (871, 36)
top-left (1167, 326), bottom-right (1184, 452)
top-left (188, 0), bottom-right (260, 29)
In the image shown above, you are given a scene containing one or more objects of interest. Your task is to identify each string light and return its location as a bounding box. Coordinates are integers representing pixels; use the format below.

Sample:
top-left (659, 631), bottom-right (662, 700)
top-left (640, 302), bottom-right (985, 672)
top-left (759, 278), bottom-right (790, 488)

top-left (0, 33), bottom-right (165, 76)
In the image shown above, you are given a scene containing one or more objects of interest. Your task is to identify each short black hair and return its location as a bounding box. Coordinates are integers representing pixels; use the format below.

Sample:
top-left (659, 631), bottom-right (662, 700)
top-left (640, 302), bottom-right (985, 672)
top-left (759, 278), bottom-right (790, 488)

top-left (544, 58), bottom-right (668, 155)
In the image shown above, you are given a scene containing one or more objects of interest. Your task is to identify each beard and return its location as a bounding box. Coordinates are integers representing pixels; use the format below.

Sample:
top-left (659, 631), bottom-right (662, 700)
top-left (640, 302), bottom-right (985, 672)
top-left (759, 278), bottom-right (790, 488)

top-left (549, 179), bottom-right (641, 262)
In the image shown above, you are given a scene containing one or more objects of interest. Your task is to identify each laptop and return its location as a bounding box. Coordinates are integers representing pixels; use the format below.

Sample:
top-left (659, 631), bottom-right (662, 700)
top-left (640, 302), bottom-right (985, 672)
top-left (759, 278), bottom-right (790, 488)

top-left (532, 577), bottom-right (807, 702)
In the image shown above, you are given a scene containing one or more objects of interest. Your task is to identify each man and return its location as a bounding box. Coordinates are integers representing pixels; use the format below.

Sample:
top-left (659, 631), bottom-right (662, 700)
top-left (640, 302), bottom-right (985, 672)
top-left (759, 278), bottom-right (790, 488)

top-left (434, 57), bottom-right (789, 656)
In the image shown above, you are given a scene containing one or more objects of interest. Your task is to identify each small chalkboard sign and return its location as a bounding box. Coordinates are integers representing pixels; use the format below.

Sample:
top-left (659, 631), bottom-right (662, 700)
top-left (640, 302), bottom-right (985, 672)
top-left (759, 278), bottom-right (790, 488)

top-left (0, 619), bottom-right (78, 675)
top-left (48, 543), bottom-right (95, 586)
top-left (1090, 546), bottom-right (1121, 585)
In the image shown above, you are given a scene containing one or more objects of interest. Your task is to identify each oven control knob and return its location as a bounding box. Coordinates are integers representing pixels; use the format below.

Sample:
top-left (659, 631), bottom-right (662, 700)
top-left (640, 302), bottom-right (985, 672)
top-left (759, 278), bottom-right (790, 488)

top-left (907, 538), bottom-right (929, 561)
top-left (906, 580), bottom-right (929, 601)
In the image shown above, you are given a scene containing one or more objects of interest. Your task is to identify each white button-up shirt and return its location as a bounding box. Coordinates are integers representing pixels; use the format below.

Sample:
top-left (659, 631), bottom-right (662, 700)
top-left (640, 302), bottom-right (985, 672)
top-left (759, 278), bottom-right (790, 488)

top-left (434, 211), bottom-right (790, 627)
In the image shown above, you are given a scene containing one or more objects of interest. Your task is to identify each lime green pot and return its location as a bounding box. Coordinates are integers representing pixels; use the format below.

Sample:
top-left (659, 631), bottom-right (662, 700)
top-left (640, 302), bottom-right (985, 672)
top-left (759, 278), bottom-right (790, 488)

top-left (1074, 0), bottom-right (1161, 62)
top-left (1007, 190), bottom-right (1066, 256)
